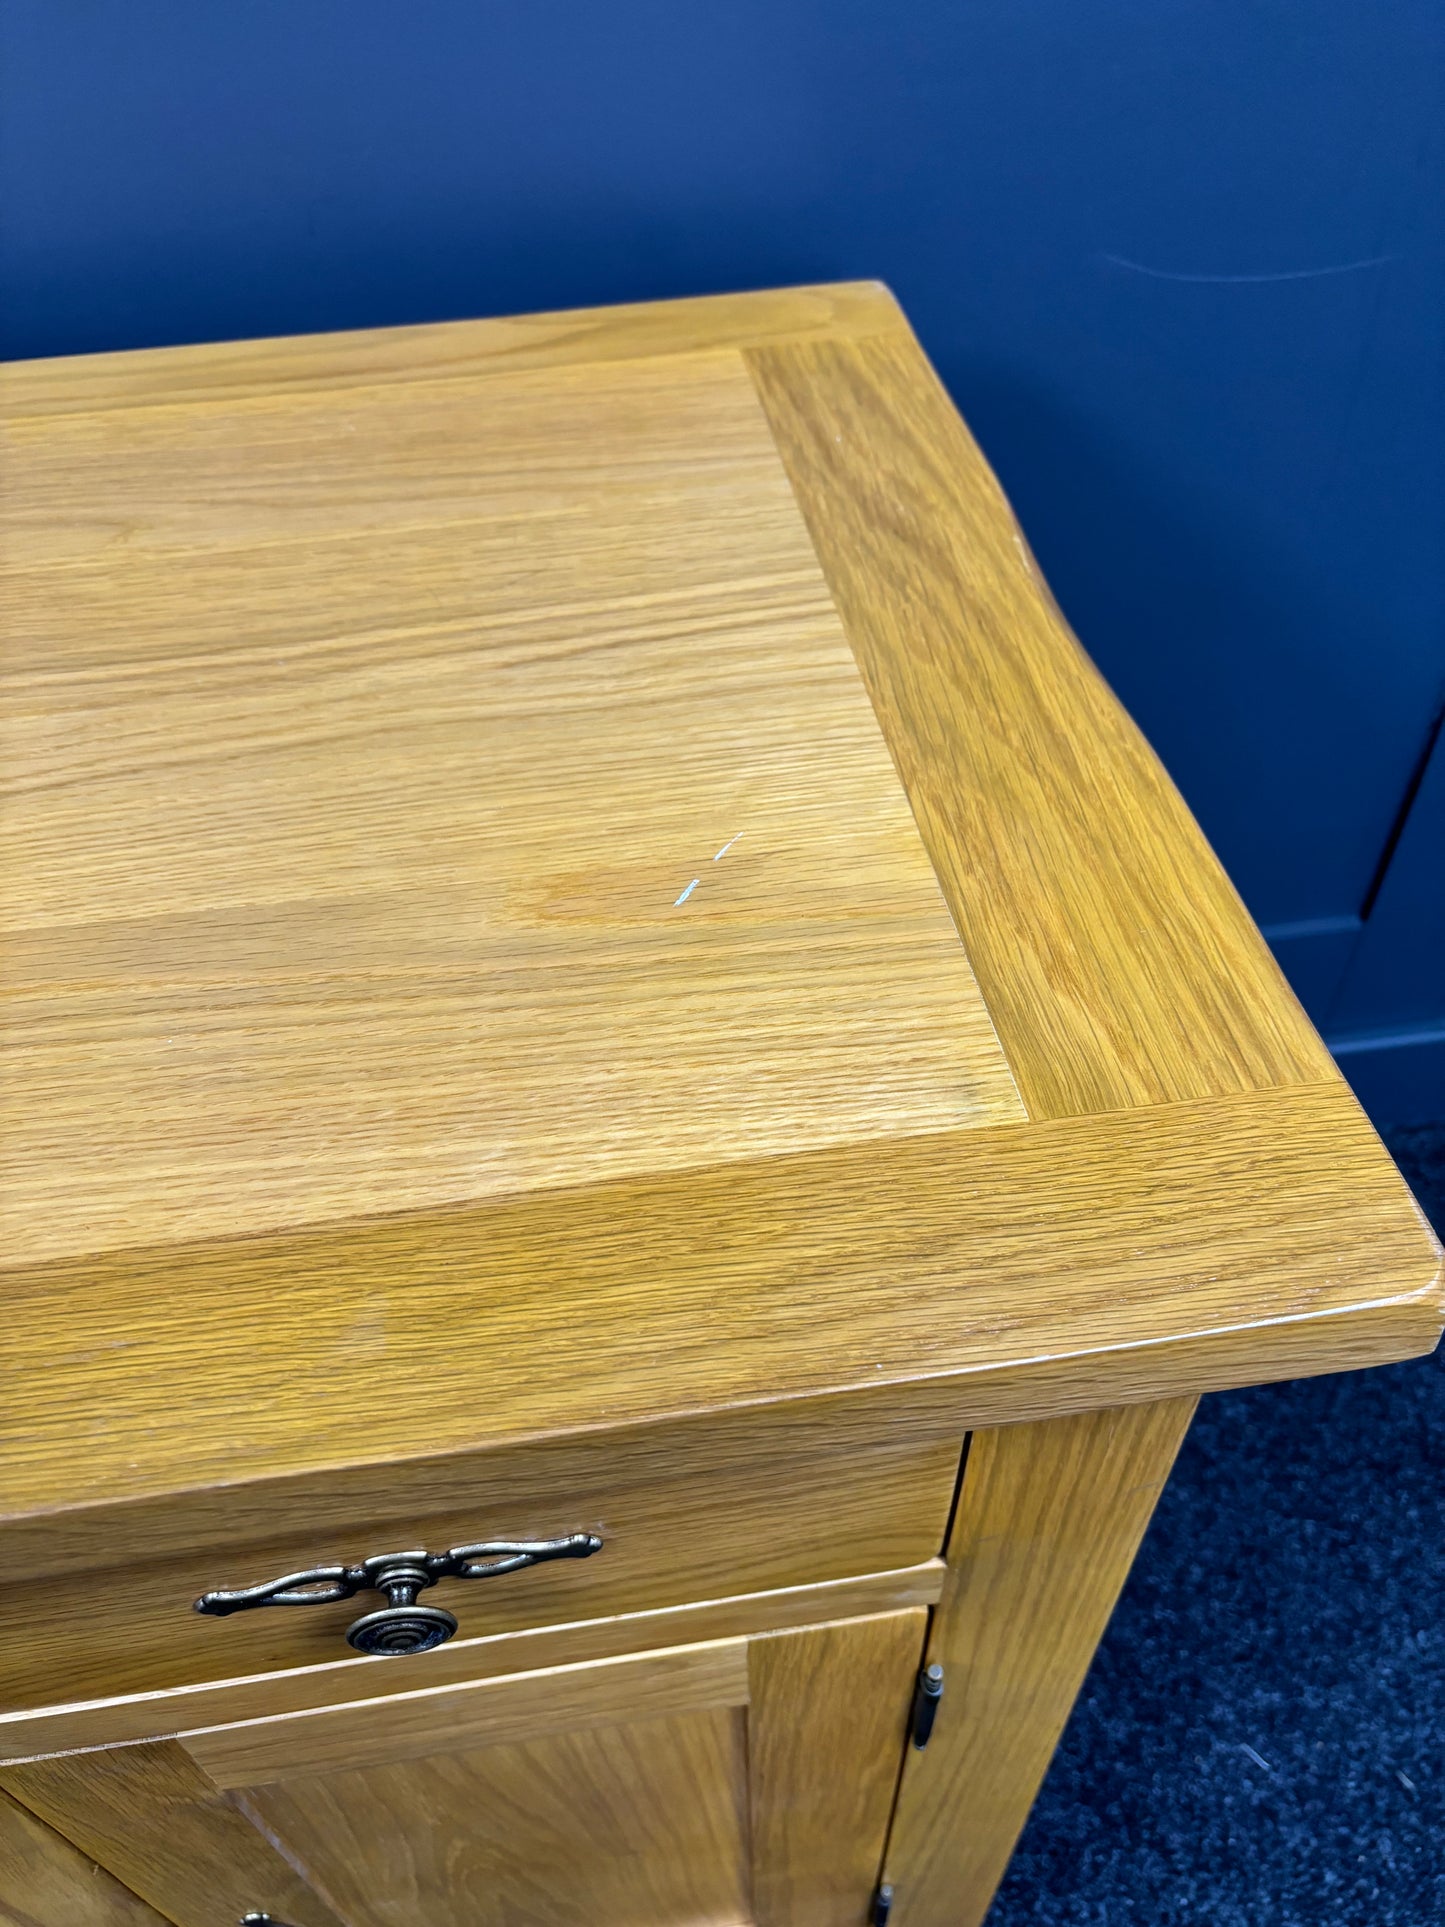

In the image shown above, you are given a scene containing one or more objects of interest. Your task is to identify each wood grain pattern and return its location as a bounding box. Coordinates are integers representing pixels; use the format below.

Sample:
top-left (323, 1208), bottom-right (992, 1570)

top-left (0, 1562), bottom-right (946, 1764)
top-left (3, 286), bottom-right (1437, 1570)
top-left (15, 1618), bottom-right (892, 1926)
top-left (3, 1610), bottom-right (924, 1927)
top-left (747, 1610), bottom-right (927, 1926)
top-left (0, 279), bottom-right (898, 418)
top-left (883, 1398), bottom-right (1199, 1925)
top-left (0, 1743), bottom-right (347, 1927)
top-left (1, 345), bottom-right (1017, 1271)
top-left (238, 1706), bottom-right (753, 1927)
top-left (187, 1636), bottom-right (748, 1788)
top-left (746, 329), bottom-right (1336, 1117)
top-left (0, 1788), bottom-right (168, 1927)
top-left (0, 1433), bottom-right (957, 1713)
top-left (3, 1080), bottom-right (1436, 1533)
top-left (6, 282), bottom-right (1435, 1927)
top-left (1, 1396), bottom-right (961, 1588)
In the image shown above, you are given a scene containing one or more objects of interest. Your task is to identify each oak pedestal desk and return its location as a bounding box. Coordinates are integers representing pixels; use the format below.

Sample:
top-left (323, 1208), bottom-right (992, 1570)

top-left (1, 283), bottom-right (1440, 1927)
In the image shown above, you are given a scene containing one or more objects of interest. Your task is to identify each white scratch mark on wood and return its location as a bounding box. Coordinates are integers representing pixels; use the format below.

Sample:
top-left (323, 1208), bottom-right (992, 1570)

top-left (674, 878), bottom-right (700, 905)
top-left (713, 834), bottom-right (742, 861)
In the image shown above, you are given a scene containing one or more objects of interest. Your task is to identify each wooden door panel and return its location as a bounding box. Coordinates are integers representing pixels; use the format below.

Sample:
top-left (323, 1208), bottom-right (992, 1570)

top-left (244, 1706), bottom-right (753, 1927)
top-left (0, 1787), bottom-right (169, 1927)
top-left (2, 1610), bottom-right (927, 1926)
top-left (0, 1741), bottom-right (346, 1927)
top-left (748, 1612), bottom-right (926, 1927)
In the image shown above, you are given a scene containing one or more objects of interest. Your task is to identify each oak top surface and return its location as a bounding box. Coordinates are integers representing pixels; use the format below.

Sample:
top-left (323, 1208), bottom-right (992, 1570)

top-left (1, 284), bottom-right (1439, 1528)
top-left (1, 338), bottom-right (1019, 1269)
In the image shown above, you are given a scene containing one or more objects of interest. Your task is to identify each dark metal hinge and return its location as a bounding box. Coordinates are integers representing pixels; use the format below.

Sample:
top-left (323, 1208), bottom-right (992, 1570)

top-left (870, 1880), bottom-right (895, 1925)
top-left (910, 1659), bottom-right (944, 1748)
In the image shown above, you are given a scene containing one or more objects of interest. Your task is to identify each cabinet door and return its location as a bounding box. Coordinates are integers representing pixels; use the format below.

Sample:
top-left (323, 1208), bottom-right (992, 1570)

top-left (2, 1611), bottom-right (924, 1927)
top-left (0, 1788), bottom-right (169, 1927)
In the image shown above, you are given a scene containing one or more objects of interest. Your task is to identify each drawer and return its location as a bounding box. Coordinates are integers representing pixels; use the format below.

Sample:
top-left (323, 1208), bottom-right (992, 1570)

top-left (1, 1417), bottom-right (961, 1714)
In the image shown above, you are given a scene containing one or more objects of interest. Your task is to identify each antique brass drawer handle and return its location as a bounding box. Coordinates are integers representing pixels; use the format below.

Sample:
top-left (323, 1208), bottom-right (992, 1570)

top-left (195, 1534), bottom-right (603, 1656)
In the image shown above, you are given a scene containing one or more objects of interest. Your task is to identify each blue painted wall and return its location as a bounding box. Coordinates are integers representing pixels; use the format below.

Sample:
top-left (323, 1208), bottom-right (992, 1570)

top-left (5, 2), bottom-right (1442, 1110)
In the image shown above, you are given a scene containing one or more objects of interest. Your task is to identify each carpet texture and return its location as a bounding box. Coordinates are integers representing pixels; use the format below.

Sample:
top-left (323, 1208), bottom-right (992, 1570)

top-left (988, 1120), bottom-right (1445, 1926)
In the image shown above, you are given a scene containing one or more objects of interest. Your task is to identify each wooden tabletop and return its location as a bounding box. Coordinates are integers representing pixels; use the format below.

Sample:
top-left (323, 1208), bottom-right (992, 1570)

top-left (2, 284), bottom-right (1439, 1529)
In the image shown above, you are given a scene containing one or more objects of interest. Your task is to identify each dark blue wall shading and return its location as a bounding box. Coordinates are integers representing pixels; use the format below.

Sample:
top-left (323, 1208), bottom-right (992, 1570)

top-left (4, 2), bottom-right (1442, 1111)
top-left (1331, 725), bottom-right (1445, 1121)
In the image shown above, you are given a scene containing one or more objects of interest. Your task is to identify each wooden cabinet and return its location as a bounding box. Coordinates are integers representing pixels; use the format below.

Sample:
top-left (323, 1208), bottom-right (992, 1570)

top-left (1, 284), bottom-right (1439, 1925)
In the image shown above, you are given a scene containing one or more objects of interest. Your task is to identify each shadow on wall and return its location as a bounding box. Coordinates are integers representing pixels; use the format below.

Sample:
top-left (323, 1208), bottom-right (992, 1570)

top-left (0, 203), bottom-right (831, 364)
top-left (945, 358), bottom-right (1409, 941)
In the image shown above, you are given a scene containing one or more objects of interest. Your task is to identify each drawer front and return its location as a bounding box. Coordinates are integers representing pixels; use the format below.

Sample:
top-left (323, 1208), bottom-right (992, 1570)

top-left (1, 1429), bottom-right (960, 1713)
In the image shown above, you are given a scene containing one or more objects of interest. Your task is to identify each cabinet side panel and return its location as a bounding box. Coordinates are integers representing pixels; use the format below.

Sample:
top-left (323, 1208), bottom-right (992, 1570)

top-left (885, 1398), bottom-right (1196, 1925)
